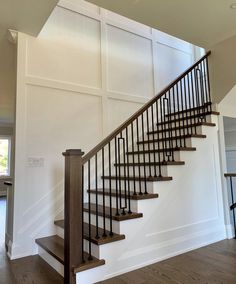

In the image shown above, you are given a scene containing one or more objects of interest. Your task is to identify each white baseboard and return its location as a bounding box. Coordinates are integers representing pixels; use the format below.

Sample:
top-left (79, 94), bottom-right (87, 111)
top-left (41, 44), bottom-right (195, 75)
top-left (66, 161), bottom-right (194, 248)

top-left (102, 226), bottom-right (226, 281)
top-left (225, 224), bottom-right (235, 239)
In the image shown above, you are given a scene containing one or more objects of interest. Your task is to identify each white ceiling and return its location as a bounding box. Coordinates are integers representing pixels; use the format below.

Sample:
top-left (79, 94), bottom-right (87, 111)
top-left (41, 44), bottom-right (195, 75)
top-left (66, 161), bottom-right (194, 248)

top-left (86, 0), bottom-right (236, 48)
top-left (0, 0), bottom-right (58, 36)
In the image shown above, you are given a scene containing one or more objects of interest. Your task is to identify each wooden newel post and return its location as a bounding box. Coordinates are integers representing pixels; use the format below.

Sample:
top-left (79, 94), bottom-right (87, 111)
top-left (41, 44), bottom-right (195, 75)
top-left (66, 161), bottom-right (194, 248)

top-left (63, 149), bottom-right (84, 284)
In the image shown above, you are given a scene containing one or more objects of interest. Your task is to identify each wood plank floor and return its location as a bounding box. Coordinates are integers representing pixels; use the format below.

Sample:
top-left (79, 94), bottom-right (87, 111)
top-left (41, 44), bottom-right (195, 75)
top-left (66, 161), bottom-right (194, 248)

top-left (0, 197), bottom-right (63, 284)
top-left (1, 196), bottom-right (236, 283)
top-left (98, 239), bottom-right (236, 284)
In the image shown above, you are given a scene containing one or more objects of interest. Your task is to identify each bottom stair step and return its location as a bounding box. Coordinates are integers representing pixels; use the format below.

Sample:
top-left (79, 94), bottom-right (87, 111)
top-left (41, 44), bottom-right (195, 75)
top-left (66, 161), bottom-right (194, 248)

top-left (54, 220), bottom-right (125, 245)
top-left (36, 235), bottom-right (105, 273)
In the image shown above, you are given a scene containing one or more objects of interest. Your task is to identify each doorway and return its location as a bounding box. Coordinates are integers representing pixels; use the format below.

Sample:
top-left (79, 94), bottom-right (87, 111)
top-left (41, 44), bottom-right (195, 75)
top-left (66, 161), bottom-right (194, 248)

top-left (223, 116), bottom-right (236, 238)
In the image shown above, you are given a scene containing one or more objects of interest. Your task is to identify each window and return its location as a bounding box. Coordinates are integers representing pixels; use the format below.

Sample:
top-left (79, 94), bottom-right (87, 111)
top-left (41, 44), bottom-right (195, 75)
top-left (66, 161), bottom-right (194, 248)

top-left (0, 138), bottom-right (11, 177)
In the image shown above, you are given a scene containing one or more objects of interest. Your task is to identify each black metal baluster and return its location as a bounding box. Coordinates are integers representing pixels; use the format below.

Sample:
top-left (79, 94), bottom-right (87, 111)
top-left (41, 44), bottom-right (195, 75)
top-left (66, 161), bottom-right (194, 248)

top-left (155, 100), bottom-right (163, 170)
top-left (184, 76), bottom-right (190, 135)
top-left (171, 87), bottom-right (178, 148)
top-left (191, 70), bottom-right (197, 134)
top-left (195, 68), bottom-right (201, 125)
top-left (230, 177), bottom-right (236, 239)
top-left (121, 136), bottom-right (127, 215)
top-left (176, 83), bottom-right (183, 147)
top-left (117, 136), bottom-right (122, 211)
top-left (95, 154), bottom-right (99, 239)
top-left (108, 142), bottom-right (113, 236)
top-left (141, 113), bottom-right (148, 194)
top-left (166, 94), bottom-right (175, 162)
top-left (146, 109), bottom-right (152, 177)
top-left (87, 160), bottom-right (93, 260)
top-left (198, 65), bottom-right (206, 121)
top-left (131, 122), bottom-right (137, 195)
top-left (180, 80), bottom-right (186, 147)
top-left (82, 165), bottom-right (85, 262)
top-left (200, 60), bottom-right (207, 117)
top-left (102, 148), bottom-right (107, 237)
top-left (125, 127), bottom-right (132, 213)
top-left (205, 58), bottom-right (212, 112)
top-left (187, 73), bottom-right (193, 134)
top-left (163, 97), bottom-right (171, 162)
top-left (136, 118), bottom-right (142, 194)
top-left (114, 138), bottom-right (119, 216)
top-left (151, 104), bottom-right (159, 177)
top-left (160, 97), bottom-right (167, 162)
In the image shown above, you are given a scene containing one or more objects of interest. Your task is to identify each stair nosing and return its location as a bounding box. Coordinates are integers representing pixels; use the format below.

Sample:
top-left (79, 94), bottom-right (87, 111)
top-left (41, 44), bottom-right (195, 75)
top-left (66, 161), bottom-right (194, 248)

top-left (137, 134), bottom-right (206, 145)
top-left (54, 220), bottom-right (126, 245)
top-left (101, 176), bottom-right (173, 182)
top-left (147, 122), bottom-right (216, 135)
top-left (83, 203), bottom-right (143, 221)
top-left (114, 161), bottom-right (185, 166)
top-left (126, 147), bottom-right (196, 155)
top-left (87, 189), bottom-right (159, 200)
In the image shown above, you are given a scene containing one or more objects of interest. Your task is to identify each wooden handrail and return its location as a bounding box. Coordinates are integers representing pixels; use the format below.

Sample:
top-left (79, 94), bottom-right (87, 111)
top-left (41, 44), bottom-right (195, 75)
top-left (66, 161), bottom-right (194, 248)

top-left (225, 173), bottom-right (236, 177)
top-left (82, 51), bottom-right (211, 164)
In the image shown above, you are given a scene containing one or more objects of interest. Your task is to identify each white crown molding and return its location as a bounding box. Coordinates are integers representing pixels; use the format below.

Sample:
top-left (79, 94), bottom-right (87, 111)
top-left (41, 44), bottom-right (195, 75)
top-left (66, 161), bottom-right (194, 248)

top-left (7, 29), bottom-right (18, 44)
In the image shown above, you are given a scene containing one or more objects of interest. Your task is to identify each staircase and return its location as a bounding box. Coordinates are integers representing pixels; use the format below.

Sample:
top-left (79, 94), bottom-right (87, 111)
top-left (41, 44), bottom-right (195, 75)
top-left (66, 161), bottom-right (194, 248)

top-left (35, 51), bottom-right (221, 283)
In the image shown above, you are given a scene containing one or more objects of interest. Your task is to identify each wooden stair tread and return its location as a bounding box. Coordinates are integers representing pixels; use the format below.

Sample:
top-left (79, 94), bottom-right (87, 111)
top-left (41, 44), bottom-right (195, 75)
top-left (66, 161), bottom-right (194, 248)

top-left (87, 189), bottom-right (159, 200)
top-left (160, 111), bottom-right (219, 126)
top-left (102, 176), bottom-right (172, 182)
top-left (114, 161), bottom-right (185, 166)
top-left (147, 122), bottom-right (216, 135)
top-left (36, 235), bottom-right (105, 273)
top-left (164, 103), bottom-right (215, 116)
top-left (137, 134), bottom-right (206, 144)
top-left (127, 147), bottom-right (196, 155)
top-left (36, 235), bottom-right (64, 264)
top-left (54, 220), bottom-right (125, 245)
top-left (83, 203), bottom-right (143, 221)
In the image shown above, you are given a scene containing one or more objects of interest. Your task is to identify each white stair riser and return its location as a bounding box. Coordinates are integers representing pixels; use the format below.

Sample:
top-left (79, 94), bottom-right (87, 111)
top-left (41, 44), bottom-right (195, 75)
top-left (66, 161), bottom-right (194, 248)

top-left (130, 151), bottom-right (181, 163)
top-left (148, 125), bottom-right (206, 139)
top-left (83, 212), bottom-right (121, 234)
top-left (140, 138), bottom-right (192, 151)
top-left (110, 165), bottom-right (168, 177)
top-left (156, 114), bottom-right (212, 129)
top-left (89, 192), bottom-right (138, 212)
top-left (55, 226), bottom-right (100, 259)
top-left (103, 179), bottom-right (158, 192)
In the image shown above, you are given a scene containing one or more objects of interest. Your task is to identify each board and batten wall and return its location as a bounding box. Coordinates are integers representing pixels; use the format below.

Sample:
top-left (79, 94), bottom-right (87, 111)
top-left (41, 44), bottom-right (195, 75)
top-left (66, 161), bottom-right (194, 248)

top-left (12, 0), bottom-right (202, 258)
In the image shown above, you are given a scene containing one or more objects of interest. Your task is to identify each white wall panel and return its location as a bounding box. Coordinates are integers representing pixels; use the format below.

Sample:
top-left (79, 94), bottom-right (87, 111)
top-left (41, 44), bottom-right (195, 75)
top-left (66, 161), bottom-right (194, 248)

top-left (13, 0), bottom-right (204, 259)
top-left (27, 7), bottom-right (102, 88)
top-left (106, 25), bottom-right (154, 98)
top-left (155, 43), bottom-right (192, 92)
top-left (107, 98), bottom-right (142, 131)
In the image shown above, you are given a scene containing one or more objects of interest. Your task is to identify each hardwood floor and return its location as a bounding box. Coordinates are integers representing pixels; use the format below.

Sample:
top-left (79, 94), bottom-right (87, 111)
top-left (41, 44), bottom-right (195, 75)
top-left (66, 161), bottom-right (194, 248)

top-left (98, 239), bottom-right (236, 284)
top-left (1, 197), bottom-right (236, 284)
top-left (0, 197), bottom-right (63, 284)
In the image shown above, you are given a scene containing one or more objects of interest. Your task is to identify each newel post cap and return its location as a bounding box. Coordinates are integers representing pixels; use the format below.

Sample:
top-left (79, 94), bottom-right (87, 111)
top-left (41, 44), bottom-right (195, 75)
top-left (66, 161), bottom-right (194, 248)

top-left (62, 149), bottom-right (85, 156)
